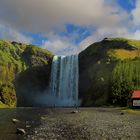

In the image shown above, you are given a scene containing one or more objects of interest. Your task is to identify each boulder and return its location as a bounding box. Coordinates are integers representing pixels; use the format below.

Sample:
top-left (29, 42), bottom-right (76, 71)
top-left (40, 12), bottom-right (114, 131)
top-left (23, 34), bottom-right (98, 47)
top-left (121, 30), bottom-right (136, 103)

top-left (12, 118), bottom-right (19, 123)
top-left (16, 128), bottom-right (26, 135)
top-left (120, 112), bottom-right (124, 115)
top-left (71, 110), bottom-right (78, 114)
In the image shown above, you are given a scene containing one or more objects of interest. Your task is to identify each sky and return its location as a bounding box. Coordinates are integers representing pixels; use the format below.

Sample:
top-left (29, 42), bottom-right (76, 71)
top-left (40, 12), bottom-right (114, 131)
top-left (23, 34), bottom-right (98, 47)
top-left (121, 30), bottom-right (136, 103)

top-left (0, 0), bottom-right (140, 55)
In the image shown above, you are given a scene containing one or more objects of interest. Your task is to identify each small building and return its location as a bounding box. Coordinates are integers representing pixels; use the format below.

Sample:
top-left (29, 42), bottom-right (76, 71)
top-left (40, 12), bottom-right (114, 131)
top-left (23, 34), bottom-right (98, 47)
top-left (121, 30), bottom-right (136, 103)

top-left (131, 90), bottom-right (140, 108)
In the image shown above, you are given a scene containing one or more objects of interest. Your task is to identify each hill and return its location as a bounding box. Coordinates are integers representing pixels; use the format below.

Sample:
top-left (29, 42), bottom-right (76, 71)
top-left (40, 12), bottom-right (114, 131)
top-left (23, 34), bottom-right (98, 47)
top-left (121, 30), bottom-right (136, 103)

top-left (79, 38), bottom-right (140, 106)
top-left (0, 40), bottom-right (53, 107)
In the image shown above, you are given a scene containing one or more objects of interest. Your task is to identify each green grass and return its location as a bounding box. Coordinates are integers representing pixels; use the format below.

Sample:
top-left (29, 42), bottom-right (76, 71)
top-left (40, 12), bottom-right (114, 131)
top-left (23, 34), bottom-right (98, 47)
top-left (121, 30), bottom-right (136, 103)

top-left (0, 101), bottom-right (15, 108)
top-left (112, 59), bottom-right (140, 90)
top-left (122, 108), bottom-right (140, 115)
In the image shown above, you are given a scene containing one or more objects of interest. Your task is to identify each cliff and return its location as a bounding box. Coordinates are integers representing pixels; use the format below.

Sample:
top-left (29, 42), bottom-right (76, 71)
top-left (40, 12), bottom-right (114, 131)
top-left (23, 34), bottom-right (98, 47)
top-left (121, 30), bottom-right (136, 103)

top-left (0, 40), bottom-right (53, 107)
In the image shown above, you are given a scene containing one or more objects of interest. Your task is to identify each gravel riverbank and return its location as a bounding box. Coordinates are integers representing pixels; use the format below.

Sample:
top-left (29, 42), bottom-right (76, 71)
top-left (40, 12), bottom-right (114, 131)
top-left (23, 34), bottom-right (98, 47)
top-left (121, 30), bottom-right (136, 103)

top-left (0, 108), bottom-right (139, 140)
top-left (24, 108), bottom-right (140, 140)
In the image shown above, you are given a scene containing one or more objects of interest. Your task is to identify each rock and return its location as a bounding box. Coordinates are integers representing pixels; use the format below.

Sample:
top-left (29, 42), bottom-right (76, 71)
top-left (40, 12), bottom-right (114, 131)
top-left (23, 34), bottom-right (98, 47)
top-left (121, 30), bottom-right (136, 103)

top-left (26, 125), bottom-right (31, 128)
top-left (12, 118), bottom-right (19, 123)
top-left (41, 116), bottom-right (46, 120)
top-left (71, 110), bottom-right (78, 114)
top-left (97, 61), bottom-right (101, 64)
top-left (100, 77), bottom-right (104, 82)
top-left (120, 112), bottom-right (124, 115)
top-left (16, 128), bottom-right (26, 135)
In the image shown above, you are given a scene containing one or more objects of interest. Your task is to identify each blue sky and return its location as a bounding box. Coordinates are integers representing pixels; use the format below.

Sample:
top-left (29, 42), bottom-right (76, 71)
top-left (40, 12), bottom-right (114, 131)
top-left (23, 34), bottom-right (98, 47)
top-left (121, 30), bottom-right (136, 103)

top-left (0, 0), bottom-right (140, 55)
top-left (117, 0), bottom-right (136, 12)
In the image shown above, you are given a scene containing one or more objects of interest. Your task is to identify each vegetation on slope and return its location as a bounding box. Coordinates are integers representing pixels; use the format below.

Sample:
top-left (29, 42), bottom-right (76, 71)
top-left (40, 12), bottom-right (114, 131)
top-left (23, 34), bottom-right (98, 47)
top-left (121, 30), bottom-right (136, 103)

top-left (0, 40), bottom-right (53, 108)
top-left (79, 37), bottom-right (140, 106)
top-left (110, 59), bottom-right (140, 106)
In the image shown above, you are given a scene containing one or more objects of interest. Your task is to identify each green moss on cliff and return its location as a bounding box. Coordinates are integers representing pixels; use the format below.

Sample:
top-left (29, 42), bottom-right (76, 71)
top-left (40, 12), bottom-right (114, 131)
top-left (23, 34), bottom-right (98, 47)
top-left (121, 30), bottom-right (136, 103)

top-left (22, 45), bottom-right (53, 67)
top-left (0, 39), bottom-right (53, 107)
top-left (0, 83), bottom-right (16, 107)
top-left (79, 38), bottom-right (140, 106)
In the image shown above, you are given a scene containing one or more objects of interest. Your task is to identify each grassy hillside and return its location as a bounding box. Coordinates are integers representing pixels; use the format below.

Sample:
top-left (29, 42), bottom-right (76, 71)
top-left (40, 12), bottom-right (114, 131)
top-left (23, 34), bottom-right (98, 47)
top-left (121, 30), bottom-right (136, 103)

top-left (79, 38), bottom-right (140, 106)
top-left (0, 40), bottom-right (53, 108)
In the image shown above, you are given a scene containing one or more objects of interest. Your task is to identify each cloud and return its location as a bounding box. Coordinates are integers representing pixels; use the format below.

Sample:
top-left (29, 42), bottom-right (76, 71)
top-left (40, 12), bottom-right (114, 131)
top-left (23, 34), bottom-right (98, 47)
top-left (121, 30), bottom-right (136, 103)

top-left (131, 0), bottom-right (140, 25)
top-left (78, 27), bottom-right (127, 52)
top-left (131, 30), bottom-right (140, 39)
top-left (42, 25), bottom-right (140, 55)
top-left (0, 0), bottom-right (128, 33)
top-left (78, 27), bottom-right (140, 52)
top-left (42, 33), bottom-right (77, 55)
top-left (0, 23), bottom-right (32, 43)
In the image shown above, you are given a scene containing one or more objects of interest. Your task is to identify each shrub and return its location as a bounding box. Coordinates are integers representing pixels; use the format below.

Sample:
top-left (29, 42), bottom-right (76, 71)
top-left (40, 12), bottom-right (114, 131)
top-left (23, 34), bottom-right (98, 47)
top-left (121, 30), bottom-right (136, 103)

top-left (110, 80), bottom-right (132, 106)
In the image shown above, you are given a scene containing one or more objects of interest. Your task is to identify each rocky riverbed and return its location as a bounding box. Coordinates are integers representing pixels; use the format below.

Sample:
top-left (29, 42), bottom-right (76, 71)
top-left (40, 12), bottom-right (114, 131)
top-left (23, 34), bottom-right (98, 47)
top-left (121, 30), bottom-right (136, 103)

top-left (0, 108), bottom-right (140, 140)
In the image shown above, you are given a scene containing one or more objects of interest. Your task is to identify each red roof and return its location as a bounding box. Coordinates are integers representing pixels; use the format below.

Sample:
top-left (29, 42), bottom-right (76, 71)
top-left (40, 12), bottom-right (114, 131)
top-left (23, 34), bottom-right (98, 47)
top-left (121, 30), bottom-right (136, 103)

top-left (132, 90), bottom-right (140, 98)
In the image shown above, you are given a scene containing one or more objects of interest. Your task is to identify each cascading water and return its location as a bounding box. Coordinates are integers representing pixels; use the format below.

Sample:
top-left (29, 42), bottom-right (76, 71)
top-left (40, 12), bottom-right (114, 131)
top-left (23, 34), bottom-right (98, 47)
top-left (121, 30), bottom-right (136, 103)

top-left (48, 55), bottom-right (79, 107)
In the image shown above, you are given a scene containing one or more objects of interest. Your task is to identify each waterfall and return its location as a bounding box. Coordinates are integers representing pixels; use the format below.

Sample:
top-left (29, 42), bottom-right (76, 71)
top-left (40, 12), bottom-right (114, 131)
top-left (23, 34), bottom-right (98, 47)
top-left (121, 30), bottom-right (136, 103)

top-left (48, 55), bottom-right (79, 107)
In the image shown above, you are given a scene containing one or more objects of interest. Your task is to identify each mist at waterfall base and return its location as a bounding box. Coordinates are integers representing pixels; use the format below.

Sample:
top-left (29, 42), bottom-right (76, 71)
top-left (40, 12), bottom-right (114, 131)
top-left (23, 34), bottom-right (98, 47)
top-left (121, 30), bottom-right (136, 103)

top-left (36, 55), bottom-right (80, 107)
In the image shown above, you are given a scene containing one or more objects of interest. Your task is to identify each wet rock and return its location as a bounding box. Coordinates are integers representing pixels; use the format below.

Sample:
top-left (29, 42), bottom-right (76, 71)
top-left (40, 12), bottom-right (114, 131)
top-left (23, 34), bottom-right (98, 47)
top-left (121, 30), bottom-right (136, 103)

top-left (26, 125), bottom-right (31, 128)
top-left (16, 128), bottom-right (26, 135)
top-left (12, 118), bottom-right (19, 123)
top-left (41, 116), bottom-right (46, 120)
top-left (120, 112), bottom-right (124, 115)
top-left (71, 110), bottom-right (78, 114)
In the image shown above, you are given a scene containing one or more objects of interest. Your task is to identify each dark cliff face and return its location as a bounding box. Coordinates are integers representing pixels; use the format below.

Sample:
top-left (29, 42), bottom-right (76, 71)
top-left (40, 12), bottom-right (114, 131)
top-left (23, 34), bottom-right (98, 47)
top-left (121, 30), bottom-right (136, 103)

top-left (0, 40), bottom-right (53, 107)
top-left (15, 46), bottom-right (53, 107)
top-left (15, 65), bottom-right (52, 107)
top-left (79, 38), bottom-right (140, 106)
